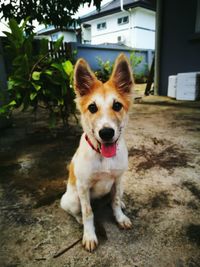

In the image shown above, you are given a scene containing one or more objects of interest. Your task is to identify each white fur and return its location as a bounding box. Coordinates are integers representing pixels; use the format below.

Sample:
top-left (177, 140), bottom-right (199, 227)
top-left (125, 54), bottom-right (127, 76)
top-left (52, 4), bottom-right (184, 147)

top-left (60, 133), bottom-right (132, 251)
top-left (60, 55), bottom-right (133, 251)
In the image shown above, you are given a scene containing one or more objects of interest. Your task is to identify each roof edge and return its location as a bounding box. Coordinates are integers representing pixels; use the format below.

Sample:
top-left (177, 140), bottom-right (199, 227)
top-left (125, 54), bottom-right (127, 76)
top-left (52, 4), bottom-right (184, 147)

top-left (80, 1), bottom-right (156, 23)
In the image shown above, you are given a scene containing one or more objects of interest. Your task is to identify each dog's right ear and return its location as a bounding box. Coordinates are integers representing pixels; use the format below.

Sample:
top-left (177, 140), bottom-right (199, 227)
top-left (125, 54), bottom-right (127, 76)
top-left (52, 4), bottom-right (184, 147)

top-left (109, 53), bottom-right (133, 95)
top-left (74, 58), bottom-right (98, 96)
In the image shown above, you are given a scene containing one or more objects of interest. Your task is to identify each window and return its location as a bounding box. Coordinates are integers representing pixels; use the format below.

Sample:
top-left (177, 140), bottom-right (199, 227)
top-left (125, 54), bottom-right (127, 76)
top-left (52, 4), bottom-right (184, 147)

top-left (117, 36), bottom-right (122, 42)
top-left (97, 22), bottom-right (106, 30)
top-left (117, 16), bottom-right (129, 25)
top-left (51, 33), bottom-right (58, 41)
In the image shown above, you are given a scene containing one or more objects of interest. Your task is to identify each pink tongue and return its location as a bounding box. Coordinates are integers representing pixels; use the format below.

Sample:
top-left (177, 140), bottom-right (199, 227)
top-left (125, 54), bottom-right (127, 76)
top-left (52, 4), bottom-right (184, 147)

top-left (101, 143), bottom-right (117, 158)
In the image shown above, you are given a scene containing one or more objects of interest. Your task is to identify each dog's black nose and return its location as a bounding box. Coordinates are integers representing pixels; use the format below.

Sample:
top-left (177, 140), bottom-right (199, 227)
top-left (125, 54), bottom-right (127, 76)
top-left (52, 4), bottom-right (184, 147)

top-left (99, 127), bottom-right (114, 141)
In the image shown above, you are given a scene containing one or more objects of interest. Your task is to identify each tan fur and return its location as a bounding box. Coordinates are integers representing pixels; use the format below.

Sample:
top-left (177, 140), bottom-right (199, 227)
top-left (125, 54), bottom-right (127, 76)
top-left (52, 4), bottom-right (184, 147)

top-left (68, 162), bottom-right (76, 186)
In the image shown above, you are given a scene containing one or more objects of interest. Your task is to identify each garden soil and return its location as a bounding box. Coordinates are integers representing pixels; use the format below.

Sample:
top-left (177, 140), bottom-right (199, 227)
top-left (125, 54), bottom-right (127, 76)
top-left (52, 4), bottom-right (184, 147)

top-left (1, 95), bottom-right (200, 267)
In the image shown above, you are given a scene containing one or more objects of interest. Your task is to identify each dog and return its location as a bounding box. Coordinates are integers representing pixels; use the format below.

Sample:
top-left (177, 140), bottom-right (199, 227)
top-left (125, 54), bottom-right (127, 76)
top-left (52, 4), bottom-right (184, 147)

top-left (60, 53), bottom-right (134, 252)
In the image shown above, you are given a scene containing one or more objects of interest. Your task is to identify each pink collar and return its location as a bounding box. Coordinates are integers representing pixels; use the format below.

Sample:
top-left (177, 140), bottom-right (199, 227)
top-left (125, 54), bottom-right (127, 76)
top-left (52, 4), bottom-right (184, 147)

top-left (85, 134), bottom-right (101, 154)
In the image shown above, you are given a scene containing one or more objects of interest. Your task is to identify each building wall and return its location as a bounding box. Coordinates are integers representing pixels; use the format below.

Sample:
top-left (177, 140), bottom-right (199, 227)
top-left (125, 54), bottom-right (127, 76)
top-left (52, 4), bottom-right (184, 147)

top-left (89, 11), bottom-right (132, 46)
top-left (83, 8), bottom-right (155, 49)
top-left (159, 0), bottom-right (200, 95)
top-left (82, 26), bottom-right (91, 44)
top-left (39, 31), bottom-right (77, 43)
top-left (134, 8), bottom-right (155, 49)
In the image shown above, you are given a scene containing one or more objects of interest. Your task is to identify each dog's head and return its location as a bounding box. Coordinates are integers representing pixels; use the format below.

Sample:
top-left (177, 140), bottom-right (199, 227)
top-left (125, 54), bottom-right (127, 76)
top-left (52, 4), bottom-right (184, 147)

top-left (74, 53), bottom-right (134, 157)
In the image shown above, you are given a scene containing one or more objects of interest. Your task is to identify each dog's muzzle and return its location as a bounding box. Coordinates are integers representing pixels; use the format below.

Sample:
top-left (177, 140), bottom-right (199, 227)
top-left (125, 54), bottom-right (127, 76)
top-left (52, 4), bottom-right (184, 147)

top-left (99, 127), bottom-right (115, 142)
top-left (98, 127), bottom-right (117, 158)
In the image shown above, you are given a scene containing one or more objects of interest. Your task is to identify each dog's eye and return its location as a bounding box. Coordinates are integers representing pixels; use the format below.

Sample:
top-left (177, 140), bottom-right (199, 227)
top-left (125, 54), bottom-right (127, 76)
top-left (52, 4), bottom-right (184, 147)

top-left (113, 101), bottom-right (123, 112)
top-left (88, 103), bottom-right (98, 113)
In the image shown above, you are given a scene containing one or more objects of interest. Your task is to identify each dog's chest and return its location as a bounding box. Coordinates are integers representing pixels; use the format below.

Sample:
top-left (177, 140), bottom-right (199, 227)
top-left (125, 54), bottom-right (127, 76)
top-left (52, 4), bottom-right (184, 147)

top-left (92, 152), bottom-right (127, 176)
top-left (89, 154), bottom-right (127, 198)
top-left (90, 172), bottom-right (114, 198)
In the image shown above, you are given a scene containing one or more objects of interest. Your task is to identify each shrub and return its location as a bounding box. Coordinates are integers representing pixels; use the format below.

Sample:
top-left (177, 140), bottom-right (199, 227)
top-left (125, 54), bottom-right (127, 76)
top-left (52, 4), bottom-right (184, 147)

top-left (0, 18), bottom-right (76, 128)
top-left (95, 57), bottom-right (113, 83)
top-left (95, 51), bottom-right (146, 83)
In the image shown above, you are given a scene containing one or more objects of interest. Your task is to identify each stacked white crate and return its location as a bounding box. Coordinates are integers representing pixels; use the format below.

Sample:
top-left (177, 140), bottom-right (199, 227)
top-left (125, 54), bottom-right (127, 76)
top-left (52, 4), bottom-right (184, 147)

top-left (176, 72), bottom-right (200, 100)
top-left (167, 75), bottom-right (177, 98)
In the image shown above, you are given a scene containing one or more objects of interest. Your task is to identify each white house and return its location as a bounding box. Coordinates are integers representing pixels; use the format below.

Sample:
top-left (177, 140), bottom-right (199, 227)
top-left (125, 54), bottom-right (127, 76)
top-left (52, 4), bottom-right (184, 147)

top-left (36, 25), bottom-right (80, 42)
top-left (81, 0), bottom-right (156, 49)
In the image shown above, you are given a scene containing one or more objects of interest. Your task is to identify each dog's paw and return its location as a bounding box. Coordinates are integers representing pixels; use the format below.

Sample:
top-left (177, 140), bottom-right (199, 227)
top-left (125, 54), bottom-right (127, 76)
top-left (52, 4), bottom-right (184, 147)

top-left (82, 233), bottom-right (98, 252)
top-left (117, 215), bottom-right (132, 230)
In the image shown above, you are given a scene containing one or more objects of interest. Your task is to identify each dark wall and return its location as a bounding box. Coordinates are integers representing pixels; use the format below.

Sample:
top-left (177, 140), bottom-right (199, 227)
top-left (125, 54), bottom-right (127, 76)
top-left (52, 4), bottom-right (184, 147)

top-left (159, 0), bottom-right (200, 95)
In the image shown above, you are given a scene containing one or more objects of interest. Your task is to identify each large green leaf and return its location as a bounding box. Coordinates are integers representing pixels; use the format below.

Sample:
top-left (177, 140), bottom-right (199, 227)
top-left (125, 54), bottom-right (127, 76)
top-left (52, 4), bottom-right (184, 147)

top-left (24, 38), bottom-right (33, 58)
top-left (54, 35), bottom-right (64, 51)
top-left (44, 70), bottom-right (53, 76)
top-left (8, 100), bottom-right (17, 106)
top-left (9, 18), bottom-right (23, 44)
top-left (51, 63), bottom-right (63, 72)
top-left (51, 63), bottom-right (67, 79)
top-left (39, 38), bottom-right (49, 55)
top-left (3, 31), bottom-right (16, 44)
top-left (32, 71), bottom-right (41, 80)
top-left (8, 77), bottom-right (28, 89)
top-left (14, 54), bottom-right (29, 75)
top-left (32, 82), bottom-right (41, 91)
top-left (8, 79), bottom-right (16, 90)
top-left (13, 55), bottom-right (26, 66)
top-left (21, 17), bottom-right (31, 31)
top-left (62, 60), bottom-right (73, 76)
top-left (30, 92), bottom-right (37, 100)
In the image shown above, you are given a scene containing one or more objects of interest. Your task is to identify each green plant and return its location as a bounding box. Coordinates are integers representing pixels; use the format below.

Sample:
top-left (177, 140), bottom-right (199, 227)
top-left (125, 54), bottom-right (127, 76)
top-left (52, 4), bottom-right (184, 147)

top-left (1, 18), bottom-right (76, 128)
top-left (129, 50), bottom-right (143, 71)
top-left (95, 52), bottom-right (145, 83)
top-left (95, 57), bottom-right (113, 82)
top-left (134, 63), bottom-right (149, 83)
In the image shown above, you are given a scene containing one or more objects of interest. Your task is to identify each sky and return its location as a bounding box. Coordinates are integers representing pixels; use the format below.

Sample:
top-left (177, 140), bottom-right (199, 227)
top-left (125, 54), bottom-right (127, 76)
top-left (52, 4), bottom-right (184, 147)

top-left (0, 0), bottom-right (111, 36)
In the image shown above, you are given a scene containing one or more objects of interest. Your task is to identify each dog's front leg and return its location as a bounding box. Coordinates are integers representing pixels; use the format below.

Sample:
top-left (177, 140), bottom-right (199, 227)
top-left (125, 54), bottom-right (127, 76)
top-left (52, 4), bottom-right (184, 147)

top-left (77, 183), bottom-right (98, 252)
top-left (112, 176), bottom-right (132, 229)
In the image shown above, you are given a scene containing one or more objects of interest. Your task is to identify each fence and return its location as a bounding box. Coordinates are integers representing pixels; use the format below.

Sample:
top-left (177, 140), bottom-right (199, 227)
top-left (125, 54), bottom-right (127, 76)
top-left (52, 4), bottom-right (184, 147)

top-left (48, 41), bottom-right (73, 60)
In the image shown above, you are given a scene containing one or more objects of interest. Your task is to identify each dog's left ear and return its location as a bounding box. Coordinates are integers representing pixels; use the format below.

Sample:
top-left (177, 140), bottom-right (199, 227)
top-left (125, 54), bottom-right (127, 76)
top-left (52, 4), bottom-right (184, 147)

top-left (110, 53), bottom-right (134, 94)
top-left (74, 58), bottom-right (99, 96)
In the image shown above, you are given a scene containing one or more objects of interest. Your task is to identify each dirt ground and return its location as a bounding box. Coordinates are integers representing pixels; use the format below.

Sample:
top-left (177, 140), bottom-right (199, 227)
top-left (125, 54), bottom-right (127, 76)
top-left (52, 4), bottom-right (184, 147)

top-left (1, 88), bottom-right (200, 267)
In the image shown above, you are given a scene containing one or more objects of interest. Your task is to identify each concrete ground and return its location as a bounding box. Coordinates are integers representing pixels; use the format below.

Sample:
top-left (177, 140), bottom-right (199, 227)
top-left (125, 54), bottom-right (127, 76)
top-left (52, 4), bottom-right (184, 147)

top-left (0, 93), bottom-right (200, 267)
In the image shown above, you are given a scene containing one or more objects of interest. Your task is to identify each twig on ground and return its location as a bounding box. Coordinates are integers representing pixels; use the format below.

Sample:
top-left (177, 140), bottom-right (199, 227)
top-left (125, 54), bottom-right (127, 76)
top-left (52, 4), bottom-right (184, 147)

top-left (53, 238), bottom-right (82, 258)
top-left (35, 257), bottom-right (46, 261)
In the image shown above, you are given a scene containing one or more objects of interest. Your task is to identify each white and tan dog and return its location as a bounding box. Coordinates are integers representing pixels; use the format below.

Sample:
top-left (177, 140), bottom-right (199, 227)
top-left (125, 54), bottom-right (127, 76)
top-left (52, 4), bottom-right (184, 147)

top-left (61, 53), bottom-right (134, 251)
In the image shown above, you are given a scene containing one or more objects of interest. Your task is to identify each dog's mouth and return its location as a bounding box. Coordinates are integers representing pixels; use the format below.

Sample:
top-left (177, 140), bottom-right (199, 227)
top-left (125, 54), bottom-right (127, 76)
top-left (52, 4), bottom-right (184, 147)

top-left (98, 141), bottom-right (117, 158)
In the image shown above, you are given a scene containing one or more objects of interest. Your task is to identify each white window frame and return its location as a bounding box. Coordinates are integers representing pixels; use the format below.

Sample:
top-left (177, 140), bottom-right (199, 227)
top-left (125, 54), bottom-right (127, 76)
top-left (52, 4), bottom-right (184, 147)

top-left (117, 16), bottom-right (129, 25)
top-left (51, 33), bottom-right (59, 41)
top-left (97, 22), bottom-right (107, 30)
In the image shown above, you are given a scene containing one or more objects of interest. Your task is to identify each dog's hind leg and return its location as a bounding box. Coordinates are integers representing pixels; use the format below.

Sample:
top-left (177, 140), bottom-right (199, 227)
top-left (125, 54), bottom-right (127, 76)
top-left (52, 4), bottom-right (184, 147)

top-left (60, 162), bottom-right (82, 224)
top-left (60, 183), bottom-right (82, 224)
